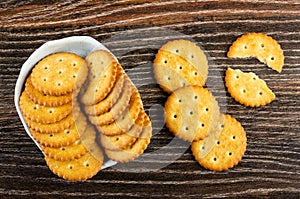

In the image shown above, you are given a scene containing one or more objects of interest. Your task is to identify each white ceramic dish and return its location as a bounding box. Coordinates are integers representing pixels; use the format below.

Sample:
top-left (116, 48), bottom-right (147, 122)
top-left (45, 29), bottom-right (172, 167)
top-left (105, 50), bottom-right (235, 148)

top-left (14, 36), bottom-right (117, 169)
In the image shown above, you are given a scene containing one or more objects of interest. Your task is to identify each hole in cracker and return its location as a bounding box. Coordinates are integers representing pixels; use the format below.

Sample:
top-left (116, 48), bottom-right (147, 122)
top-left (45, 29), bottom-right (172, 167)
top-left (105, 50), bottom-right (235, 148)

top-left (57, 82), bottom-right (62, 86)
top-left (191, 54), bottom-right (194, 59)
top-left (194, 71), bottom-right (198, 76)
top-left (95, 89), bottom-right (98, 93)
top-left (261, 44), bottom-right (265, 48)
top-left (33, 105), bottom-right (38, 110)
top-left (173, 114), bottom-right (177, 119)
top-left (175, 49), bottom-right (179, 53)
top-left (104, 75), bottom-right (107, 78)
top-left (244, 45), bottom-right (247, 50)
top-left (242, 89), bottom-right (246, 93)
top-left (179, 66), bottom-right (183, 70)
top-left (270, 57), bottom-right (275, 61)
top-left (93, 75), bottom-right (96, 79)
top-left (205, 107), bottom-right (209, 112)
top-left (73, 75), bottom-right (76, 78)
top-left (65, 130), bottom-right (70, 134)
top-left (167, 76), bottom-right (171, 80)
top-left (58, 70), bottom-right (62, 74)
top-left (89, 62), bottom-right (93, 65)
top-left (48, 109), bottom-right (53, 114)
top-left (72, 62), bottom-right (77, 67)
top-left (44, 66), bottom-right (48, 70)
top-left (85, 162), bottom-right (89, 167)
top-left (201, 146), bottom-right (205, 150)
top-left (253, 77), bottom-right (257, 80)
top-left (43, 78), bottom-right (47, 82)
top-left (259, 91), bottom-right (263, 95)
top-left (189, 111), bottom-right (193, 115)
top-left (58, 58), bottom-right (63, 62)
top-left (49, 134), bottom-right (53, 137)
top-left (236, 75), bottom-right (239, 79)
top-left (116, 137), bottom-right (119, 141)
top-left (221, 124), bottom-right (224, 128)
top-left (101, 61), bottom-right (104, 65)
top-left (213, 157), bottom-right (217, 161)
top-left (232, 136), bottom-right (236, 140)
top-left (164, 60), bottom-right (168, 64)
top-left (201, 123), bottom-right (205, 127)
top-left (68, 165), bottom-right (73, 169)
top-left (181, 82), bottom-right (186, 87)
top-left (178, 99), bottom-right (182, 103)
top-left (217, 141), bottom-right (220, 145)
top-left (61, 147), bottom-right (65, 151)
top-left (185, 127), bottom-right (189, 131)
top-left (228, 152), bottom-right (232, 156)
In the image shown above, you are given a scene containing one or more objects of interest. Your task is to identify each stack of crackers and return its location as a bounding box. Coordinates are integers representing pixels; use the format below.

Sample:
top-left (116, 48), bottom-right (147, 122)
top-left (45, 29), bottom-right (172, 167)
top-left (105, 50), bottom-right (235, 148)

top-left (20, 51), bottom-right (152, 181)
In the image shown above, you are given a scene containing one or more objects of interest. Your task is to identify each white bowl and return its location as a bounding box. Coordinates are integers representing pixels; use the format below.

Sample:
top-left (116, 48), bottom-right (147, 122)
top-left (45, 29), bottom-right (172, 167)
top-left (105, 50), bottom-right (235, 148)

top-left (14, 36), bottom-right (117, 169)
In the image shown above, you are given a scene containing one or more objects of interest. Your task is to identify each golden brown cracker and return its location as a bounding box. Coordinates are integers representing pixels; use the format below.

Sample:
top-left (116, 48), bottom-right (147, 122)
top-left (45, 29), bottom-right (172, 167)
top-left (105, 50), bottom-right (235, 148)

top-left (225, 68), bottom-right (276, 107)
top-left (97, 89), bottom-right (143, 136)
top-left (24, 112), bottom-right (75, 134)
top-left (84, 65), bottom-right (126, 116)
top-left (160, 39), bottom-right (208, 80)
top-left (88, 78), bottom-right (135, 126)
top-left (227, 32), bottom-right (284, 73)
top-left (30, 115), bottom-right (87, 148)
top-left (45, 148), bottom-right (103, 181)
top-left (81, 50), bottom-right (118, 105)
top-left (20, 91), bottom-right (72, 124)
top-left (165, 86), bottom-right (220, 142)
top-left (154, 50), bottom-right (205, 93)
top-left (104, 120), bottom-right (152, 163)
top-left (99, 110), bottom-right (147, 151)
top-left (42, 139), bottom-right (88, 161)
top-left (31, 52), bottom-right (88, 95)
top-left (191, 114), bottom-right (247, 171)
top-left (25, 75), bottom-right (72, 107)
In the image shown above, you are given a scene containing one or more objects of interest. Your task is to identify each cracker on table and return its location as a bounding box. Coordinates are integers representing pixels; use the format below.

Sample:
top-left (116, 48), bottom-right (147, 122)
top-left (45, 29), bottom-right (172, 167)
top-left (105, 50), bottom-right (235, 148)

top-left (227, 32), bottom-right (284, 73)
top-left (154, 50), bottom-right (206, 93)
top-left (31, 52), bottom-right (88, 96)
top-left (165, 86), bottom-right (220, 142)
top-left (191, 114), bottom-right (247, 171)
top-left (160, 39), bottom-right (208, 81)
top-left (225, 67), bottom-right (276, 107)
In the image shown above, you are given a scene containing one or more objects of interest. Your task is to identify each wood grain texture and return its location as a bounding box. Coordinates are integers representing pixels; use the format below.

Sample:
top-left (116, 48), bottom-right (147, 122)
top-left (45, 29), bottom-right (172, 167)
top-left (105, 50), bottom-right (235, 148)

top-left (1, 0), bottom-right (300, 198)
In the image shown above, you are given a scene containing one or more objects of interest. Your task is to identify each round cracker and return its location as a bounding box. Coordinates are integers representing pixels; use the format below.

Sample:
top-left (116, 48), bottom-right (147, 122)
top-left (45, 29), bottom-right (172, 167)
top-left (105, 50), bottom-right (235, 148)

top-left (20, 91), bottom-right (72, 124)
top-left (25, 75), bottom-right (72, 107)
top-left (104, 119), bottom-right (152, 163)
top-left (160, 39), bottom-right (208, 81)
top-left (165, 86), bottom-right (220, 142)
top-left (81, 50), bottom-right (118, 105)
top-left (84, 64), bottom-right (126, 116)
top-left (191, 114), bottom-right (247, 171)
top-left (154, 50), bottom-right (205, 93)
top-left (99, 110), bottom-right (148, 151)
top-left (31, 52), bottom-right (88, 96)
top-left (45, 147), bottom-right (103, 181)
top-left (97, 89), bottom-right (143, 136)
top-left (42, 139), bottom-right (88, 161)
top-left (30, 115), bottom-right (87, 148)
top-left (88, 77), bottom-right (134, 126)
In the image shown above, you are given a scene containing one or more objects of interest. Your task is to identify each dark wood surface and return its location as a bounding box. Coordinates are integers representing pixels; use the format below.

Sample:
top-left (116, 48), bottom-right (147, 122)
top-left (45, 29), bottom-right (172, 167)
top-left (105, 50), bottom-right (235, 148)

top-left (1, 0), bottom-right (300, 198)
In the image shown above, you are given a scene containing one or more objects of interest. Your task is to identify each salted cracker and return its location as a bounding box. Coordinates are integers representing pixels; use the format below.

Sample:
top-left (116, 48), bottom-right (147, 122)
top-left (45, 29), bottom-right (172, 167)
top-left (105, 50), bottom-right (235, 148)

top-left (191, 114), bottom-right (247, 171)
top-left (81, 50), bottom-right (118, 105)
top-left (20, 91), bottom-right (72, 124)
top-left (225, 67), bottom-right (276, 107)
top-left (165, 86), bottom-right (220, 142)
top-left (30, 52), bottom-right (88, 96)
top-left (227, 32), bottom-right (284, 73)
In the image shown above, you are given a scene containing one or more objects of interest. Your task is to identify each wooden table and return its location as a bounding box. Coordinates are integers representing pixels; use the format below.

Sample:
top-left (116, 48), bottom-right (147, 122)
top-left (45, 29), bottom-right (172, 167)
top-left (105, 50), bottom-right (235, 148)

top-left (1, 0), bottom-right (299, 198)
